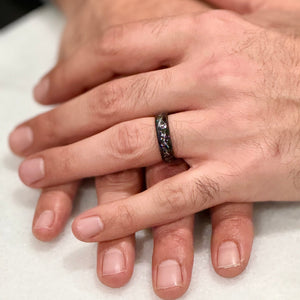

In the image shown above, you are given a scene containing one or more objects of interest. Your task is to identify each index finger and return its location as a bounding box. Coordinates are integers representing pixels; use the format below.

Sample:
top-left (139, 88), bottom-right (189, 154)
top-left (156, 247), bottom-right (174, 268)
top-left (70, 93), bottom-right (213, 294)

top-left (34, 16), bottom-right (194, 104)
top-left (71, 163), bottom-right (236, 242)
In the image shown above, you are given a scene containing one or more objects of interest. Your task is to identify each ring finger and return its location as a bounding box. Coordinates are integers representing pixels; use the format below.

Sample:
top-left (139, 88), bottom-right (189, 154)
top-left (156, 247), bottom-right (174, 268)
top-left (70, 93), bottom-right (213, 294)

top-left (18, 111), bottom-right (219, 188)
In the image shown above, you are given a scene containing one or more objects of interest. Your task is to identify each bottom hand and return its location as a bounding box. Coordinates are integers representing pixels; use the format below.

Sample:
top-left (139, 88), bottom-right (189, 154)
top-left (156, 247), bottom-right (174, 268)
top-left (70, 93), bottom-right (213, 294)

top-left (32, 160), bottom-right (253, 299)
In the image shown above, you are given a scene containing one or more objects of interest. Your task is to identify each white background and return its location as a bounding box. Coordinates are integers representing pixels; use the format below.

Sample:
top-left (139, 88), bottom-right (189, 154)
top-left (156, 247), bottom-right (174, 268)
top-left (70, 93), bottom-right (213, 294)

top-left (1, 5), bottom-right (300, 300)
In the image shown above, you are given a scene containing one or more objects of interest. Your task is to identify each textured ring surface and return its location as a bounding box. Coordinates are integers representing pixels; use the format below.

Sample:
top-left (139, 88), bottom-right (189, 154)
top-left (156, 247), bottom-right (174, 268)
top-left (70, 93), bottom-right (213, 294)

top-left (155, 113), bottom-right (176, 163)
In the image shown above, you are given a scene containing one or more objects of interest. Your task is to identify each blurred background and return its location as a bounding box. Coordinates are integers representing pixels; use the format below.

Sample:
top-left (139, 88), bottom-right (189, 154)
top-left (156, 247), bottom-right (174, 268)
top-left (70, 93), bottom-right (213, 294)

top-left (0, 0), bottom-right (43, 28)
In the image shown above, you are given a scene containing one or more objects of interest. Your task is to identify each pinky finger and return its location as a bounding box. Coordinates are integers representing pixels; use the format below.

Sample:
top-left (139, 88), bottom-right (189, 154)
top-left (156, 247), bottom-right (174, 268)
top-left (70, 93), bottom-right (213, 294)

top-left (210, 202), bottom-right (254, 278)
top-left (32, 181), bottom-right (80, 241)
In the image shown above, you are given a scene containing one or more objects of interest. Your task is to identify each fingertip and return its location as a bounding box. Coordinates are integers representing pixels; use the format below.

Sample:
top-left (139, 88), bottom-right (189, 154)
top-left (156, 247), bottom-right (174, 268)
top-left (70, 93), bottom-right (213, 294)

top-left (32, 223), bottom-right (57, 242)
top-left (71, 218), bottom-right (82, 241)
top-left (8, 126), bottom-right (33, 156)
top-left (214, 240), bottom-right (244, 278)
top-left (71, 214), bottom-right (104, 242)
top-left (33, 77), bottom-right (49, 104)
top-left (96, 237), bottom-right (135, 288)
top-left (32, 209), bottom-right (66, 242)
top-left (33, 186), bottom-right (76, 242)
top-left (18, 157), bottom-right (45, 187)
top-left (97, 249), bottom-right (129, 288)
top-left (154, 259), bottom-right (189, 300)
top-left (211, 217), bottom-right (254, 278)
top-left (152, 218), bottom-right (194, 300)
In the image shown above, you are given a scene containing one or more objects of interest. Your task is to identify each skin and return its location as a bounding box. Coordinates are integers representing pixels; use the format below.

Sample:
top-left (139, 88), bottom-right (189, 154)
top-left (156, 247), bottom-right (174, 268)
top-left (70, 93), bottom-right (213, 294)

top-left (12, 0), bottom-right (300, 298)
top-left (6, 2), bottom-right (254, 298)
top-left (12, 8), bottom-right (300, 227)
top-left (30, 0), bottom-right (254, 293)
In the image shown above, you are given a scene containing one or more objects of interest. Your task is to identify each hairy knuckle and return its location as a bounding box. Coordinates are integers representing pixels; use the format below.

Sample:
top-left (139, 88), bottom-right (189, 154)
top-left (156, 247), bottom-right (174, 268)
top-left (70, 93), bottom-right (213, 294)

top-left (111, 122), bottom-right (144, 160)
top-left (193, 176), bottom-right (220, 207)
top-left (129, 76), bottom-right (151, 105)
top-left (128, 73), bottom-right (164, 109)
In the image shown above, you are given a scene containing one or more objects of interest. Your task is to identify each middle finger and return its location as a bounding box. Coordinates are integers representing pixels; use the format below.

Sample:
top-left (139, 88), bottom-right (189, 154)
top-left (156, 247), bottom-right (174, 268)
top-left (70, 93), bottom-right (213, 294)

top-left (18, 111), bottom-right (217, 188)
top-left (9, 66), bottom-right (201, 157)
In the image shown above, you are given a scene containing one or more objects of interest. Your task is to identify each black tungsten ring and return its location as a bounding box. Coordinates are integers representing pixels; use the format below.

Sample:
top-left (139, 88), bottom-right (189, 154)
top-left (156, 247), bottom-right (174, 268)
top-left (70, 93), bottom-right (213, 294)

top-left (155, 113), bottom-right (176, 163)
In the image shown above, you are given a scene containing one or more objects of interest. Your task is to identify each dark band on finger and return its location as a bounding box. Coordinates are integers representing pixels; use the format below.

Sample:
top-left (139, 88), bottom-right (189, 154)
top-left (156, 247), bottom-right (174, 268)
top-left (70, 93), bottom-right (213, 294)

top-left (155, 113), bottom-right (176, 163)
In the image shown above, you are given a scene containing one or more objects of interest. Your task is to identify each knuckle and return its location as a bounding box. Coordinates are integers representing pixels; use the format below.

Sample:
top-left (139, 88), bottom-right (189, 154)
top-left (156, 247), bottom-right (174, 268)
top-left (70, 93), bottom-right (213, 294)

top-left (117, 203), bottom-right (135, 229)
top-left (264, 134), bottom-right (285, 159)
top-left (88, 83), bottom-right (123, 120)
top-left (207, 9), bottom-right (239, 22)
top-left (97, 25), bottom-right (126, 56)
top-left (128, 73), bottom-right (163, 109)
top-left (193, 176), bottom-right (220, 207)
top-left (157, 176), bottom-right (219, 214)
top-left (196, 57), bottom-right (245, 95)
top-left (260, 102), bottom-right (300, 160)
top-left (214, 215), bottom-right (253, 233)
top-left (42, 190), bottom-right (72, 211)
top-left (155, 228), bottom-right (192, 248)
top-left (195, 9), bottom-right (240, 27)
top-left (146, 17), bottom-right (171, 38)
top-left (158, 182), bottom-right (190, 214)
top-left (209, 62), bottom-right (234, 90)
top-left (111, 122), bottom-right (145, 160)
top-left (191, 10), bottom-right (251, 42)
top-left (102, 169), bottom-right (141, 185)
top-left (56, 146), bottom-right (74, 174)
top-left (33, 112), bottom-right (61, 147)
top-left (253, 131), bottom-right (287, 164)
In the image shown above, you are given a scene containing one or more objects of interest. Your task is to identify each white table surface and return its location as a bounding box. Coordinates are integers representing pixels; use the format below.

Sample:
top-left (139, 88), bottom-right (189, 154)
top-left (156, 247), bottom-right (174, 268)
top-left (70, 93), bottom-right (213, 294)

top-left (1, 5), bottom-right (300, 300)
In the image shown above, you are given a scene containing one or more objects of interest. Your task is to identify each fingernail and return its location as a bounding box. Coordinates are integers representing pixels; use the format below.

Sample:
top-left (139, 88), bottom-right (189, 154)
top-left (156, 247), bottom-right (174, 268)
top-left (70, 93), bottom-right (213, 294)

top-left (9, 126), bottom-right (33, 153)
top-left (76, 216), bottom-right (104, 239)
top-left (34, 77), bottom-right (49, 102)
top-left (102, 248), bottom-right (126, 276)
top-left (218, 241), bottom-right (241, 269)
top-left (157, 260), bottom-right (183, 290)
top-left (19, 158), bottom-right (45, 185)
top-left (34, 210), bottom-right (54, 230)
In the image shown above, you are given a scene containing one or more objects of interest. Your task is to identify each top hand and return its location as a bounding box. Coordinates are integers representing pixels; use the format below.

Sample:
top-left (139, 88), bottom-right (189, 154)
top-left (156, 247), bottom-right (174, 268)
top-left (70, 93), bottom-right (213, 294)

top-left (13, 9), bottom-right (300, 242)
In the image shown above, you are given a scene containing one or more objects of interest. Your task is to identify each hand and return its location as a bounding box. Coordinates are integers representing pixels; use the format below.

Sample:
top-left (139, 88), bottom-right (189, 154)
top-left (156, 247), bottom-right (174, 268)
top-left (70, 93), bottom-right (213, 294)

top-left (14, 11), bottom-right (300, 242)
top-left (56, 0), bottom-right (207, 61)
top-left (9, 1), bottom-right (255, 298)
